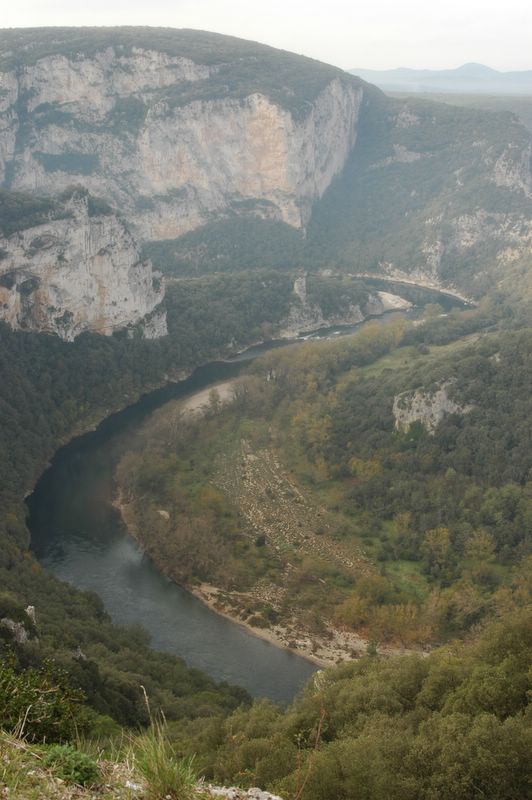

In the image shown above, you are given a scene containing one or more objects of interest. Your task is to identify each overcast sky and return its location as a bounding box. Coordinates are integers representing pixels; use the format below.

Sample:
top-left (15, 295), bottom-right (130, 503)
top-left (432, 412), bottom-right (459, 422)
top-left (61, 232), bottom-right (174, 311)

top-left (3, 0), bottom-right (532, 72)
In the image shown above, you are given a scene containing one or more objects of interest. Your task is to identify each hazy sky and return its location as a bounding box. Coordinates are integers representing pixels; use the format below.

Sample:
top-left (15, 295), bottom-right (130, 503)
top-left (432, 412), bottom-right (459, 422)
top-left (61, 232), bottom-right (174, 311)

top-left (3, 0), bottom-right (532, 72)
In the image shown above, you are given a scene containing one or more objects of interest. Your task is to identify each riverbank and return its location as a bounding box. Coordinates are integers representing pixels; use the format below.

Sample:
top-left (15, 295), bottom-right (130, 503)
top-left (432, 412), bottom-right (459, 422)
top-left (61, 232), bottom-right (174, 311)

top-left (111, 381), bottom-right (334, 670)
top-left (347, 270), bottom-right (477, 306)
top-left (187, 582), bottom-right (373, 667)
top-left (112, 371), bottom-right (421, 669)
top-left (179, 379), bottom-right (237, 415)
top-left (30, 299), bottom-right (453, 697)
top-left (110, 377), bottom-right (364, 668)
top-left (114, 489), bottom-right (363, 668)
top-left (115, 491), bottom-right (417, 668)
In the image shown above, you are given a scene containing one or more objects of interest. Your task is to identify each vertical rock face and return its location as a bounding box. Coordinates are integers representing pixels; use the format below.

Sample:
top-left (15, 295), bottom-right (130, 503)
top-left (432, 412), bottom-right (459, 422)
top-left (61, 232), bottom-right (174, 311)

top-left (393, 383), bottom-right (473, 434)
top-left (0, 31), bottom-right (367, 337)
top-left (0, 47), bottom-right (364, 240)
top-left (0, 194), bottom-right (165, 340)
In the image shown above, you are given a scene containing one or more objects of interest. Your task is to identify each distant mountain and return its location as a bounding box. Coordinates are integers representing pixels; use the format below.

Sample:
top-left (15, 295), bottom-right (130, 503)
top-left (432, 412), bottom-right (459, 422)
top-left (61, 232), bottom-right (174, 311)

top-left (349, 63), bottom-right (532, 95)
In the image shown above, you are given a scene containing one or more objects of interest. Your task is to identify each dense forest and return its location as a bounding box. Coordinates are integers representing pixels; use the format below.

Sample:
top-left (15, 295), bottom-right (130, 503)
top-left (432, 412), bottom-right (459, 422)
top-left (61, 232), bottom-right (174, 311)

top-left (0, 26), bottom-right (531, 797)
top-left (2, 299), bottom-right (530, 800)
top-left (1, 264), bottom-right (402, 735)
top-left (0, 270), bottom-right (310, 735)
top-left (113, 308), bottom-right (529, 668)
top-left (104, 309), bottom-right (532, 800)
top-left (0, 274), bottom-right (531, 799)
top-left (173, 609), bottom-right (531, 799)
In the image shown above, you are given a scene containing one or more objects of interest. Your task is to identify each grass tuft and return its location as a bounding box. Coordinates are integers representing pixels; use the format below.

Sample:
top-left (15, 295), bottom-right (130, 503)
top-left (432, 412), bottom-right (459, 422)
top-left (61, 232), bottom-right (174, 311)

top-left (131, 690), bottom-right (200, 800)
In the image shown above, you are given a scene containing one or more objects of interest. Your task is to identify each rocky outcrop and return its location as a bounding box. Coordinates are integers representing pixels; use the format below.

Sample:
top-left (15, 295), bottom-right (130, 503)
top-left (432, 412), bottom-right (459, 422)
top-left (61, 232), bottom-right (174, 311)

top-left (393, 382), bottom-right (472, 434)
top-left (279, 274), bottom-right (412, 337)
top-left (356, 99), bottom-right (532, 295)
top-left (0, 194), bottom-right (165, 340)
top-left (492, 142), bottom-right (532, 198)
top-left (422, 209), bottom-right (532, 279)
top-left (0, 617), bottom-right (30, 644)
top-left (0, 34), bottom-right (367, 338)
top-left (1, 47), bottom-right (363, 240)
top-left (206, 787), bottom-right (284, 800)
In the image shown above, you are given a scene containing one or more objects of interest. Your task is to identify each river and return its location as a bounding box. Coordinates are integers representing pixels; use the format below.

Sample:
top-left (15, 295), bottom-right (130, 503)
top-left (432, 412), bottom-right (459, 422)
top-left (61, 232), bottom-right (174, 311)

top-left (28, 306), bottom-right (438, 703)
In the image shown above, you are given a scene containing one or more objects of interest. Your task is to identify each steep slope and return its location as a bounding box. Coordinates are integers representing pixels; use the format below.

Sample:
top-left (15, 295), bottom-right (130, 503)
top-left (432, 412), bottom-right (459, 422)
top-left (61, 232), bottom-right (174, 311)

top-left (1, 28), bottom-right (531, 306)
top-left (306, 94), bottom-right (532, 297)
top-left (114, 319), bottom-right (532, 658)
top-left (387, 93), bottom-right (532, 134)
top-left (0, 189), bottom-right (165, 339)
top-left (0, 28), bottom-right (366, 239)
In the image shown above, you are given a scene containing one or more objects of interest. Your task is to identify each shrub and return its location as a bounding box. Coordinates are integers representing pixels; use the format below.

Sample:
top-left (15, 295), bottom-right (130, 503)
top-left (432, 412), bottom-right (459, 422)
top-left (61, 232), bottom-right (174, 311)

top-left (42, 744), bottom-right (100, 787)
top-left (133, 713), bottom-right (198, 800)
top-left (0, 659), bottom-right (85, 742)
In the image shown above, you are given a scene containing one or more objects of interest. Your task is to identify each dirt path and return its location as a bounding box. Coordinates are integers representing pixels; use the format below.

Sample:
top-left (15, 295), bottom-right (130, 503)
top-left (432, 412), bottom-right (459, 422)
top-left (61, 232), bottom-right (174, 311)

top-left (217, 440), bottom-right (368, 574)
top-left (206, 438), bottom-right (411, 664)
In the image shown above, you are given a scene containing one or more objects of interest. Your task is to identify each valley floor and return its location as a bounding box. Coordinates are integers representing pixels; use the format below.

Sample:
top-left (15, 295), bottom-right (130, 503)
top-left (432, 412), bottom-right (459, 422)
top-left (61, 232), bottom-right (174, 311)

top-left (114, 378), bottom-right (420, 665)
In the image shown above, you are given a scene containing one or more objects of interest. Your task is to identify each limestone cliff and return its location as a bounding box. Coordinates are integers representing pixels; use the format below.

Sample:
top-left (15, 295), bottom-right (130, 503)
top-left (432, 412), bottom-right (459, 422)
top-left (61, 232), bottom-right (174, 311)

top-left (308, 93), bottom-right (532, 298)
top-left (393, 382), bottom-right (472, 434)
top-left (0, 29), bottom-right (369, 338)
top-left (0, 193), bottom-right (165, 340)
top-left (279, 273), bottom-right (412, 337)
top-left (0, 35), bottom-right (364, 240)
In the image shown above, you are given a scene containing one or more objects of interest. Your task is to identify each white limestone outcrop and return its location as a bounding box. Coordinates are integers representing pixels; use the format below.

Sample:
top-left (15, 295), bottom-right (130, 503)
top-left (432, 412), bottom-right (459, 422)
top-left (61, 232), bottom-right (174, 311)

top-left (279, 274), bottom-right (412, 337)
top-left (0, 194), bottom-right (165, 340)
top-left (1, 49), bottom-right (363, 239)
top-left (205, 786), bottom-right (284, 800)
top-left (393, 382), bottom-right (472, 434)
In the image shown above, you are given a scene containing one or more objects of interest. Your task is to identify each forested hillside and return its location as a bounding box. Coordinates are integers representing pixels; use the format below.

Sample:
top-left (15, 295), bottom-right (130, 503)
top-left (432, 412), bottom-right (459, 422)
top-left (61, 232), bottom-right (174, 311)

top-left (0, 27), bottom-right (352, 116)
top-left (113, 309), bottom-right (529, 665)
top-left (174, 609), bottom-right (531, 800)
top-left (3, 304), bottom-right (530, 800)
top-left (0, 271), bottom-right (304, 734)
top-left (2, 258), bottom-right (401, 733)
top-left (0, 28), bottom-right (531, 800)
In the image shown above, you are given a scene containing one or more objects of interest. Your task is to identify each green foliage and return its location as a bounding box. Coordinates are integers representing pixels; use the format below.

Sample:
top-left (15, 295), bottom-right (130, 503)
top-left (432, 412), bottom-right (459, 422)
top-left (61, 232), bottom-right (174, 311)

top-left (0, 264), bottom-right (312, 729)
top-left (0, 27), bottom-right (356, 118)
top-left (304, 95), bottom-right (532, 294)
top-left (306, 275), bottom-right (369, 317)
top-left (165, 271), bottom-right (294, 345)
top-left (42, 744), bottom-right (100, 786)
top-left (266, 325), bottom-right (532, 639)
top-left (108, 96), bottom-right (147, 134)
top-left (390, 91), bottom-right (532, 133)
top-left (177, 610), bottom-right (532, 800)
top-left (253, 317), bottom-right (408, 399)
top-left (115, 385), bottom-right (281, 592)
top-left (0, 187), bottom-right (114, 240)
top-left (145, 219), bottom-right (305, 276)
top-left (31, 101), bottom-right (77, 130)
top-left (133, 713), bottom-right (198, 800)
top-left (115, 319), bottom-right (409, 629)
top-left (0, 190), bottom-right (64, 237)
top-left (0, 659), bottom-right (85, 742)
top-left (2, 29), bottom-right (530, 297)
top-left (122, 315), bottom-right (532, 646)
top-left (86, 194), bottom-right (114, 217)
top-left (0, 29), bottom-right (530, 797)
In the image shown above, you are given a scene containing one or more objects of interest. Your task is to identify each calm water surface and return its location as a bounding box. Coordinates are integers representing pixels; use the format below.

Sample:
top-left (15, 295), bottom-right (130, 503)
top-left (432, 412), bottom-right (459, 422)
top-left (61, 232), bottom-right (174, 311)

top-left (29, 310), bottom-right (426, 702)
